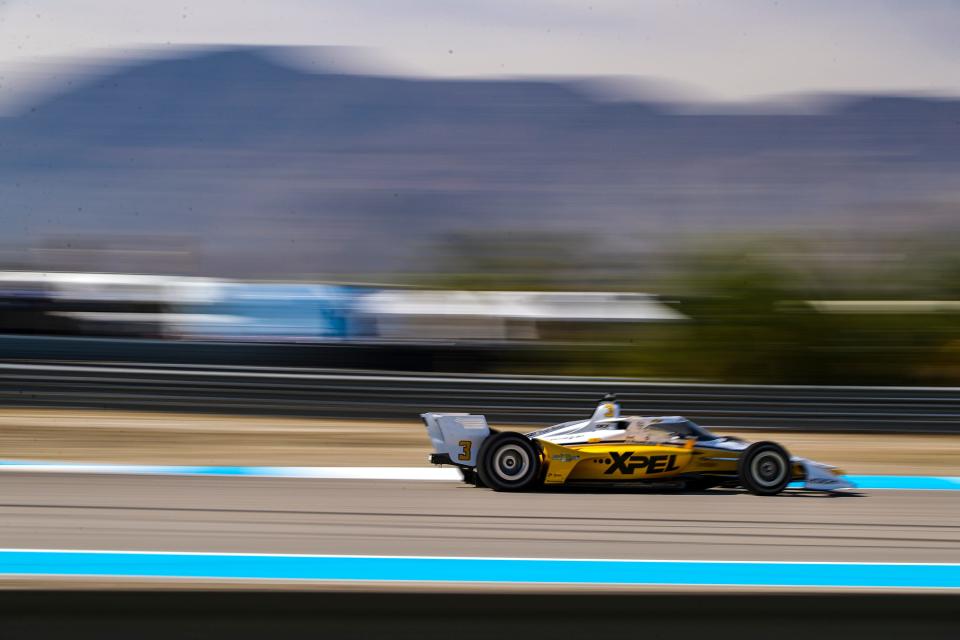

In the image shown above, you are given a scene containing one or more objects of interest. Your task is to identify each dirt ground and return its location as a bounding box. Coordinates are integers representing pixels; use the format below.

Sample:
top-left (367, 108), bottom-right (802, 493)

top-left (0, 408), bottom-right (957, 475)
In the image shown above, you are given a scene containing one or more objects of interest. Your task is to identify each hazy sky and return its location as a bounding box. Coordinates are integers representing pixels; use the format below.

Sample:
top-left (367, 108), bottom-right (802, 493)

top-left (1, 0), bottom-right (958, 101)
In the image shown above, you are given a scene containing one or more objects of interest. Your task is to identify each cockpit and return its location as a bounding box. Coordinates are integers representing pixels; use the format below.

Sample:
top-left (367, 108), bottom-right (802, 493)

top-left (530, 413), bottom-right (724, 447)
top-left (595, 416), bottom-right (720, 443)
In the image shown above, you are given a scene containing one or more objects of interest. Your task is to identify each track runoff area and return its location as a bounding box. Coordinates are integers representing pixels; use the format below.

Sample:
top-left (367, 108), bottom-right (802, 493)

top-left (0, 461), bottom-right (958, 590)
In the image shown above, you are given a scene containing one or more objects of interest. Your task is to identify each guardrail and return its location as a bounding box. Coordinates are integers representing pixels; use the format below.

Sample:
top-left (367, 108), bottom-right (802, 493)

top-left (1, 361), bottom-right (958, 432)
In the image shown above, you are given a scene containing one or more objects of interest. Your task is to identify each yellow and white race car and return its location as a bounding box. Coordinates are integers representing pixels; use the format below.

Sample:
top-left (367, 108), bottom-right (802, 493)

top-left (423, 395), bottom-right (854, 495)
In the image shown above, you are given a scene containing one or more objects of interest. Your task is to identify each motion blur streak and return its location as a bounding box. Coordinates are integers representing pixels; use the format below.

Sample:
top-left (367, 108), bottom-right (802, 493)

top-left (1, 5), bottom-right (959, 636)
top-left (3, 46), bottom-right (960, 387)
top-left (1, 474), bottom-right (958, 564)
top-left (1, 550), bottom-right (958, 589)
top-left (4, 360), bottom-right (960, 431)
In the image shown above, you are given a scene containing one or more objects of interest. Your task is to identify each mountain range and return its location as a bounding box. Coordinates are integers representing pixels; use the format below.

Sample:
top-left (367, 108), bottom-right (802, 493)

top-left (2, 46), bottom-right (959, 277)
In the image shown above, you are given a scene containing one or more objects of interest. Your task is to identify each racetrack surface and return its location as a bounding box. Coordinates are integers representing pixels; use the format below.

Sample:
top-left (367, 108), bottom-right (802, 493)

top-left (0, 473), bottom-right (958, 564)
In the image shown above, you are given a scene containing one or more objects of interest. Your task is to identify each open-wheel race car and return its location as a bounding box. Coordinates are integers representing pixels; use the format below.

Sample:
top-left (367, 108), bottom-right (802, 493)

top-left (422, 395), bottom-right (855, 495)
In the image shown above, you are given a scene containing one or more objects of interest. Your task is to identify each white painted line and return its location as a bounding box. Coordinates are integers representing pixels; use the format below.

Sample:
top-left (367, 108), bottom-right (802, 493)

top-left (0, 461), bottom-right (461, 481)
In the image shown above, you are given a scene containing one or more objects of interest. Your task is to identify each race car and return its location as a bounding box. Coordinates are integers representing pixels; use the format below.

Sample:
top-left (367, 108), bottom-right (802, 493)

top-left (422, 394), bottom-right (855, 495)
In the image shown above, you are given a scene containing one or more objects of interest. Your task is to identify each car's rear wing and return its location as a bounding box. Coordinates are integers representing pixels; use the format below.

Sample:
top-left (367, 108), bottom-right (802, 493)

top-left (421, 413), bottom-right (491, 467)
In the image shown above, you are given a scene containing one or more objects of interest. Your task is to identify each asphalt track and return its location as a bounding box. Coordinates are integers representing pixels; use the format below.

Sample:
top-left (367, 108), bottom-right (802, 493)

top-left (1, 472), bottom-right (958, 565)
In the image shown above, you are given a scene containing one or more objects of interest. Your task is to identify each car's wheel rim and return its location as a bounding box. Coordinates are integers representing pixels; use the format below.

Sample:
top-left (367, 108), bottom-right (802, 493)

top-left (751, 451), bottom-right (787, 488)
top-left (493, 444), bottom-right (530, 481)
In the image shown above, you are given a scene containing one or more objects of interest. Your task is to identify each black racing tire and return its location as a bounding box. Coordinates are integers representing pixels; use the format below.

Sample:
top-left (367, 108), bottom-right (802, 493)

top-left (476, 432), bottom-right (543, 492)
top-left (738, 441), bottom-right (791, 496)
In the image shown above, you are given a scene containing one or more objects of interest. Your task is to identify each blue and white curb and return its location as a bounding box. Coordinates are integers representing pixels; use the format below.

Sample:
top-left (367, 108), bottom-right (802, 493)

top-left (0, 460), bottom-right (957, 490)
top-left (0, 550), bottom-right (958, 589)
top-left (0, 461), bottom-right (461, 481)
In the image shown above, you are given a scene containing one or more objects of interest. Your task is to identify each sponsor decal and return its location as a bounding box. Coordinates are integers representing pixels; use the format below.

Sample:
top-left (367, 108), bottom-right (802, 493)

top-left (604, 452), bottom-right (681, 475)
top-left (550, 454), bottom-right (581, 463)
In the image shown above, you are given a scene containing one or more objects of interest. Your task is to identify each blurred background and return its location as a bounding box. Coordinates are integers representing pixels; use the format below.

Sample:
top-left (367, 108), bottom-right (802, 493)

top-left (1, 2), bottom-right (960, 386)
top-left (0, 4), bottom-right (959, 632)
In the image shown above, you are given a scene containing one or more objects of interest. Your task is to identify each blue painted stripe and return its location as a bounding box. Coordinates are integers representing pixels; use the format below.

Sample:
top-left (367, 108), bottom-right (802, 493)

top-left (0, 551), bottom-right (957, 589)
top-left (845, 475), bottom-right (960, 490)
top-left (0, 460), bottom-right (957, 490)
top-left (788, 476), bottom-right (960, 491)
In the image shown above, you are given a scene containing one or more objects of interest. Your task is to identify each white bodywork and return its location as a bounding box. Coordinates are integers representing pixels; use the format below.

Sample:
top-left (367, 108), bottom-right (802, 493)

top-left (422, 413), bottom-right (491, 467)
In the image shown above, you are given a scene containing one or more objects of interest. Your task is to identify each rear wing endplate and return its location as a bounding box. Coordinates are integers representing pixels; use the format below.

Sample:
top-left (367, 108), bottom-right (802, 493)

top-left (421, 413), bottom-right (491, 467)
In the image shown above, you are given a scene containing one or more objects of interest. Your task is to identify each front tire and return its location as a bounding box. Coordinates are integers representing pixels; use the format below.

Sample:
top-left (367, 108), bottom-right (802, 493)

top-left (738, 442), bottom-right (791, 496)
top-left (476, 432), bottom-right (543, 492)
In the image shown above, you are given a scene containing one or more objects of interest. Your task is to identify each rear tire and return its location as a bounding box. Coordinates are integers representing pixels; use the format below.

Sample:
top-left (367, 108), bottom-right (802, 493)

top-left (738, 442), bottom-right (791, 496)
top-left (476, 432), bottom-right (543, 492)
